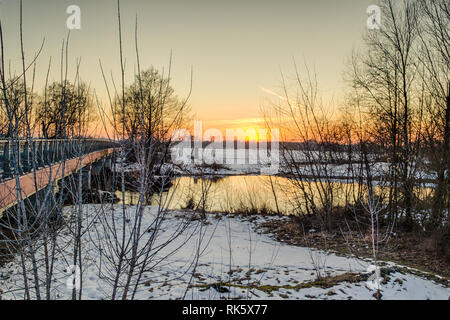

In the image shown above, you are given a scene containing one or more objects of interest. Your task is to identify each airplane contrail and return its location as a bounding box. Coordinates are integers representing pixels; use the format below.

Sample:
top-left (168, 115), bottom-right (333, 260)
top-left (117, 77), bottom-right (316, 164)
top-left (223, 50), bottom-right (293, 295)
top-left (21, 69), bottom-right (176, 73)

top-left (259, 86), bottom-right (287, 101)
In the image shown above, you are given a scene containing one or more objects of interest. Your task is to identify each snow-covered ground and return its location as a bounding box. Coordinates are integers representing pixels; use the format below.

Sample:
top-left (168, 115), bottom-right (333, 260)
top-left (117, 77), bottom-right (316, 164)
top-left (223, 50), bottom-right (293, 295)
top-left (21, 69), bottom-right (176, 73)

top-left (137, 159), bottom-right (438, 184)
top-left (167, 147), bottom-right (438, 181)
top-left (0, 205), bottom-right (448, 300)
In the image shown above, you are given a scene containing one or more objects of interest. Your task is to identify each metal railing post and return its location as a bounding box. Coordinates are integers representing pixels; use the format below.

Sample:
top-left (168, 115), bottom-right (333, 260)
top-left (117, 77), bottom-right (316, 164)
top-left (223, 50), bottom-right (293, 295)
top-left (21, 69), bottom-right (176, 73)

top-left (2, 142), bottom-right (11, 179)
top-left (22, 141), bottom-right (30, 173)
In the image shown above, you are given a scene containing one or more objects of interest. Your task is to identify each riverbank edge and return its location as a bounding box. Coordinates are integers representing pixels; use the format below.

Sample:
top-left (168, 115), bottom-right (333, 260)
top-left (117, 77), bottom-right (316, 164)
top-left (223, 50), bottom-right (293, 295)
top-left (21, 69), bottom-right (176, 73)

top-left (239, 213), bottom-right (450, 286)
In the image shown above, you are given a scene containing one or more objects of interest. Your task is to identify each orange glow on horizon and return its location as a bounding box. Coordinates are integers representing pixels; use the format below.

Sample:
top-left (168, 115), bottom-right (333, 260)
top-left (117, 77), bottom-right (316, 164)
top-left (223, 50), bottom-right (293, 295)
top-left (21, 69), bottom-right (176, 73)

top-left (89, 117), bottom-right (303, 142)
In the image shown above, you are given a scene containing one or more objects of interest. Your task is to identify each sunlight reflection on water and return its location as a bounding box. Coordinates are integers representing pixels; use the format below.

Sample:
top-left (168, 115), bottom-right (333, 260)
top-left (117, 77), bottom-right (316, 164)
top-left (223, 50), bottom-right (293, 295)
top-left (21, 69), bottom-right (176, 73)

top-left (115, 175), bottom-right (433, 215)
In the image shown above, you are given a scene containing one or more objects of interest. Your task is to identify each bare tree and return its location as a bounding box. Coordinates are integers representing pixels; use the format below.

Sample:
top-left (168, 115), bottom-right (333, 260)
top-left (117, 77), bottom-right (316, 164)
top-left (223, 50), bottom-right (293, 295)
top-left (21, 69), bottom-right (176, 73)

top-left (88, 1), bottom-right (197, 300)
top-left (0, 79), bottom-right (36, 137)
top-left (418, 0), bottom-right (450, 230)
top-left (348, 0), bottom-right (422, 230)
top-left (35, 81), bottom-right (95, 139)
top-left (263, 62), bottom-right (349, 231)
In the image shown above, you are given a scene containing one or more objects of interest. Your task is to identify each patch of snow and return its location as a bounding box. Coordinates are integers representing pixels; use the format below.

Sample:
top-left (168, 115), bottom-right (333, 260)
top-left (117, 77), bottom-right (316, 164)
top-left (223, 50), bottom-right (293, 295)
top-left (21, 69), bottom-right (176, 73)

top-left (0, 206), bottom-right (448, 300)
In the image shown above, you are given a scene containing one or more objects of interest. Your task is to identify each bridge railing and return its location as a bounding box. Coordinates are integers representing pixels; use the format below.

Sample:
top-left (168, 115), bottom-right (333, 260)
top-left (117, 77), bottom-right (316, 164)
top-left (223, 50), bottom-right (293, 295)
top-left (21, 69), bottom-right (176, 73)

top-left (0, 138), bottom-right (118, 181)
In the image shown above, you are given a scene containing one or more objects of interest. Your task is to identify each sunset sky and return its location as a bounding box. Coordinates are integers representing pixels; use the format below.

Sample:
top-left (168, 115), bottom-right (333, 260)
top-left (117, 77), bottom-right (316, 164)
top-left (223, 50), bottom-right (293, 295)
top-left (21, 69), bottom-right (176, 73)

top-left (0, 0), bottom-right (374, 137)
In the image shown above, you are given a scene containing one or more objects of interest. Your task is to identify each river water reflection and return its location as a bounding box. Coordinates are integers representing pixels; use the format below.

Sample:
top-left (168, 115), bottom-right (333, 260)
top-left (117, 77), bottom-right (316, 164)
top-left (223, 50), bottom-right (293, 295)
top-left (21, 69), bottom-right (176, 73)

top-left (115, 175), bottom-right (433, 215)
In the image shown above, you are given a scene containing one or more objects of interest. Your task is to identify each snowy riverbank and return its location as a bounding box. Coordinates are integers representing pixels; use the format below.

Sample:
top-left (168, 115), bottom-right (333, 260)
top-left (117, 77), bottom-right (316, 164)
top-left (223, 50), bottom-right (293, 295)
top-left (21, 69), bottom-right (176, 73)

top-left (0, 205), bottom-right (448, 300)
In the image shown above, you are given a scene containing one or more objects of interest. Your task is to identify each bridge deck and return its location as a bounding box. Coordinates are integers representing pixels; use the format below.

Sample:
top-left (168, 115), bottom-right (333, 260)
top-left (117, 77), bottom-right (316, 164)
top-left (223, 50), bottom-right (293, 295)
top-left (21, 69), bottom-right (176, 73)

top-left (0, 148), bottom-right (115, 215)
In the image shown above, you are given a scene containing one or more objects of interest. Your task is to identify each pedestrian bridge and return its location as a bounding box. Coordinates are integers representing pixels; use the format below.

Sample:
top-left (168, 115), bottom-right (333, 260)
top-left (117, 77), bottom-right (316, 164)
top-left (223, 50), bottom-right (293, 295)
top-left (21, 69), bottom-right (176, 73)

top-left (0, 139), bottom-right (118, 215)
